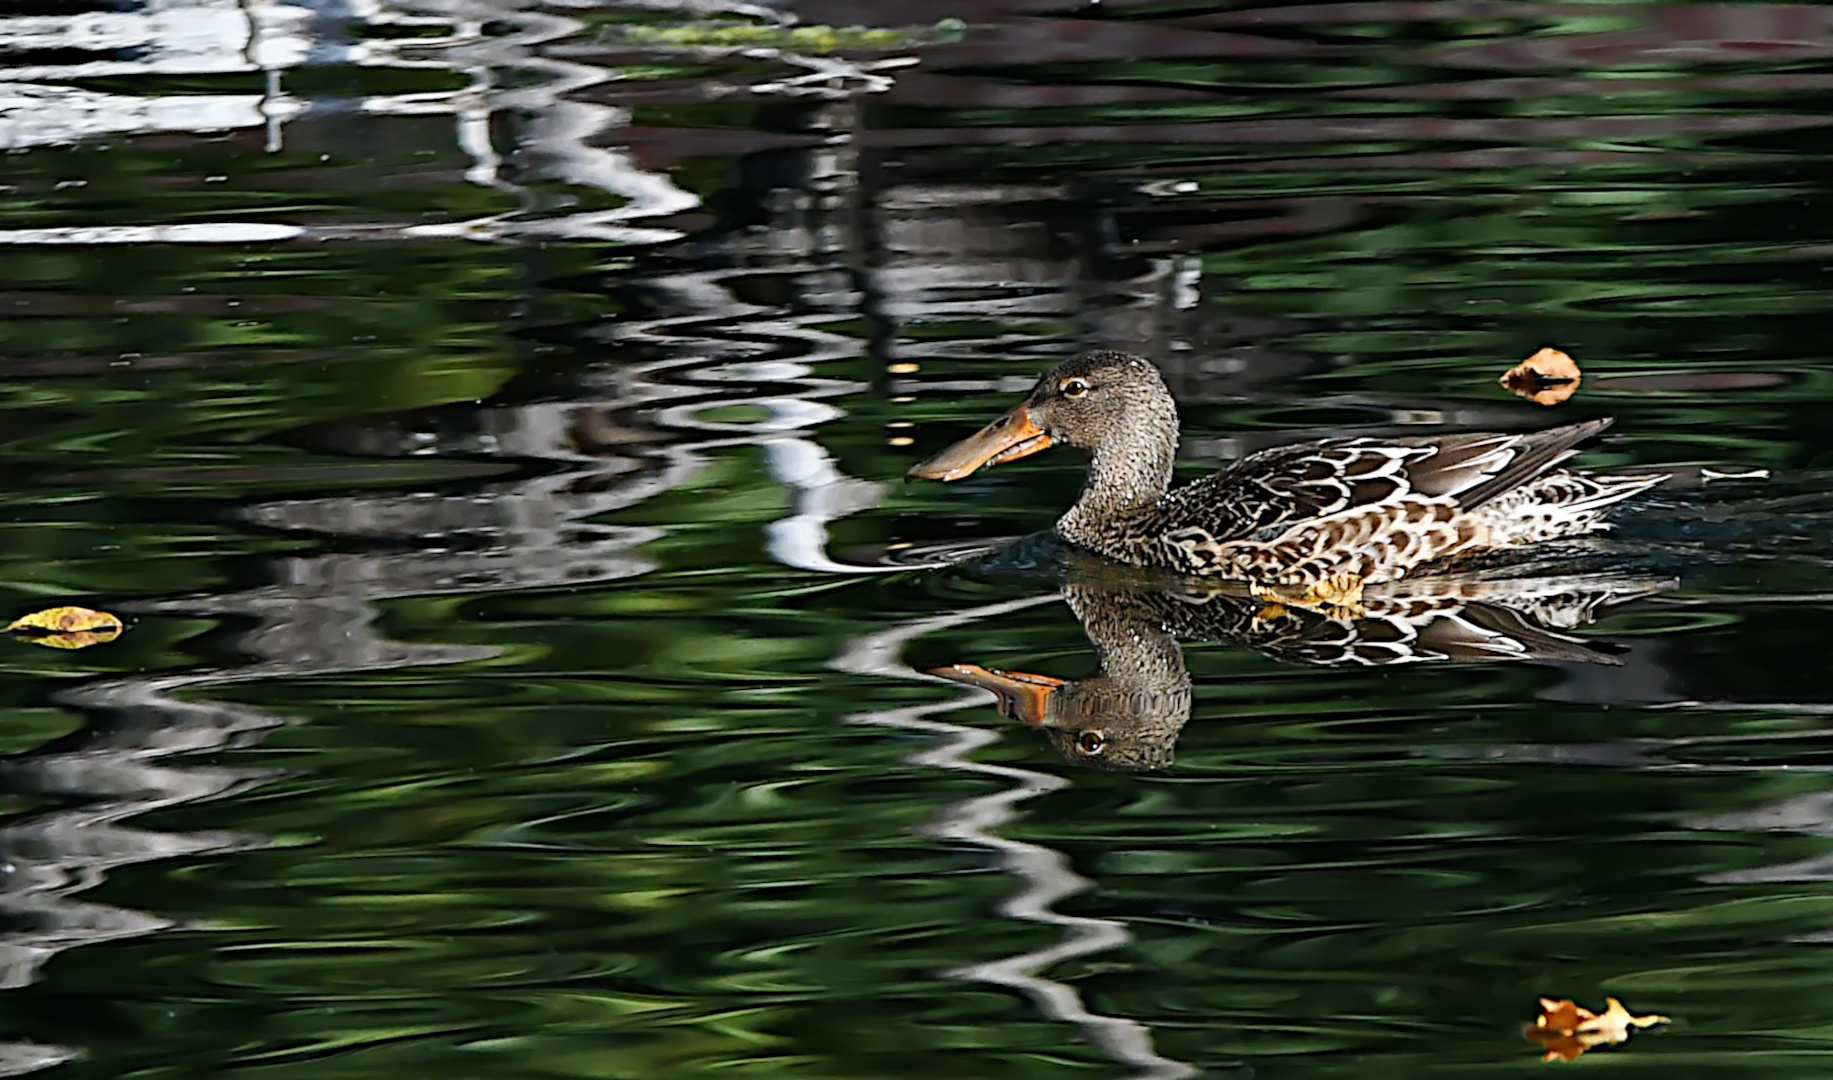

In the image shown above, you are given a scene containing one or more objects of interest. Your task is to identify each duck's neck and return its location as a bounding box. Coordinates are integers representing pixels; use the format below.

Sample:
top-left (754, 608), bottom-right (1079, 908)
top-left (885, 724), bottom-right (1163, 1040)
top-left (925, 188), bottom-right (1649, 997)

top-left (1056, 401), bottom-right (1178, 548)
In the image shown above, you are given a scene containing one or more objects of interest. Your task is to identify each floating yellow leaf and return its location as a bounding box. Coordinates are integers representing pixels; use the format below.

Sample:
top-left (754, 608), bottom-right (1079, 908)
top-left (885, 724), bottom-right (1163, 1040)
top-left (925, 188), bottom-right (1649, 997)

top-left (4, 606), bottom-right (124, 650)
top-left (1501, 347), bottom-right (1582, 406)
top-left (1528, 996), bottom-right (1668, 1062)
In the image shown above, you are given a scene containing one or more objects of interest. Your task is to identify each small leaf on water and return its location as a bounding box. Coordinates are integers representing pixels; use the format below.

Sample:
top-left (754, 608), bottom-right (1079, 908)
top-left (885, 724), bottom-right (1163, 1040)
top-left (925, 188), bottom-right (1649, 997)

top-left (1528, 996), bottom-right (1668, 1062)
top-left (4, 606), bottom-right (125, 650)
top-left (1501, 347), bottom-right (1583, 406)
top-left (1535, 997), bottom-right (1587, 1033)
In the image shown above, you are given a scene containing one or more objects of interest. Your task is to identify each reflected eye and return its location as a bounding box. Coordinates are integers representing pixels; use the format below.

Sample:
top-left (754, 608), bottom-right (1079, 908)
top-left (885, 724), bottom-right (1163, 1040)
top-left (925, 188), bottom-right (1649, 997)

top-left (1077, 730), bottom-right (1106, 755)
top-left (1060, 378), bottom-right (1090, 399)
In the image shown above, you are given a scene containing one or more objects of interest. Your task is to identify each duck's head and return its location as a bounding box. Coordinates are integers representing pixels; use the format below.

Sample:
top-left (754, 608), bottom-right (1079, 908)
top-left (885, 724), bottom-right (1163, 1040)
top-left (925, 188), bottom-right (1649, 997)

top-left (907, 350), bottom-right (1174, 482)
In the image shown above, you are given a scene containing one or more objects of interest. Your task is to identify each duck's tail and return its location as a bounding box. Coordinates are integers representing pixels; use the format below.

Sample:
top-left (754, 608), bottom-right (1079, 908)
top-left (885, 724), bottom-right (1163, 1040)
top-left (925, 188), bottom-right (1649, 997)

top-left (1477, 468), bottom-right (1669, 544)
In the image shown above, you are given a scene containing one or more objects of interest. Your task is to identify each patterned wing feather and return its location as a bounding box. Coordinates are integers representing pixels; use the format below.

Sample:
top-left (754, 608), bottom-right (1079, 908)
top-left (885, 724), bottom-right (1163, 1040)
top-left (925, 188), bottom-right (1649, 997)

top-left (1158, 439), bottom-right (1432, 543)
top-left (1397, 418), bottom-right (1614, 508)
top-left (1159, 419), bottom-right (1617, 549)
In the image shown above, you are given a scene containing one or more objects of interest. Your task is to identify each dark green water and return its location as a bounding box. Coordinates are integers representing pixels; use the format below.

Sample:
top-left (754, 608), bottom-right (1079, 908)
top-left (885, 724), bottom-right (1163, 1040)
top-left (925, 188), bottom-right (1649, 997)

top-left (5, 2), bottom-right (1833, 1077)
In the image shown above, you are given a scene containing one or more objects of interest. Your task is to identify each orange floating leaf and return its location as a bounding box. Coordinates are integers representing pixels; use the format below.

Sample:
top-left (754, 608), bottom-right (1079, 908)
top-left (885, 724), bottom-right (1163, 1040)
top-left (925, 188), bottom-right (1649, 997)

top-left (4, 606), bottom-right (124, 650)
top-left (1501, 347), bottom-right (1583, 406)
top-left (1535, 997), bottom-right (1592, 1033)
top-left (1528, 996), bottom-right (1667, 1062)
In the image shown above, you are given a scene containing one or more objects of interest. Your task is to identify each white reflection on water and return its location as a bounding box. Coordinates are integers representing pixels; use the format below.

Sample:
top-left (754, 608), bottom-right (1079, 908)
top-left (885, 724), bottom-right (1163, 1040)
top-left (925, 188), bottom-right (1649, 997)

top-left (835, 595), bottom-right (1199, 1080)
top-left (0, 0), bottom-right (701, 243)
top-left (0, 224), bottom-right (308, 244)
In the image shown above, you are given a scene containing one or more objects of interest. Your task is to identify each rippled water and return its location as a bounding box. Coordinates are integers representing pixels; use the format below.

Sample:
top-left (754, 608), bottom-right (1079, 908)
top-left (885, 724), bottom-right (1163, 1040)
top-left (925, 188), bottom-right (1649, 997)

top-left (6, 1), bottom-right (1833, 1076)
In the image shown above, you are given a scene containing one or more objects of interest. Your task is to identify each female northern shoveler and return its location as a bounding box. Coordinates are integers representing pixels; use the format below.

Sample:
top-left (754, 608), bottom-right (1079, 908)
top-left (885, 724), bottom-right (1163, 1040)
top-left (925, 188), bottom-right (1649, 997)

top-left (907, 350), bottom-right (1664, 606)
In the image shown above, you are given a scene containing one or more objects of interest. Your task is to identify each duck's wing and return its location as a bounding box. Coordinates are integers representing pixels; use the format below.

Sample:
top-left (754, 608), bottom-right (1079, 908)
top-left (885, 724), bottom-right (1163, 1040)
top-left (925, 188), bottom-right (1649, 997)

top-left (1161, 420), bottom-right (1614, 542)
top-left (1158, 439), bottom-right (1423, 542)
top-left (1392, 418), bottom-right (1613, 508)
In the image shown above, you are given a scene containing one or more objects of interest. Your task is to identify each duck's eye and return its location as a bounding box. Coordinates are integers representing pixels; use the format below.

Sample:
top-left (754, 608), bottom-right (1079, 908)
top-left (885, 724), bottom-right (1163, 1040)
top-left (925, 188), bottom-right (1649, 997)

top-left (1077, 730), bottom-right (1106, 755)
top-left (1060, 378), bottom-right (1090, 399)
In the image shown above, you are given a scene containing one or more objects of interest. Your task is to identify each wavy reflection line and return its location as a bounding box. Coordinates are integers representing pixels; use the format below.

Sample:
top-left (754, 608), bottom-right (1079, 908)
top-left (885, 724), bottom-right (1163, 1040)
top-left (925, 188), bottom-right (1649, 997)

top-left (761, 436), bottom-right (898, 574)
top-left (596, 252), bottom-right (909, 572)
top-left (0, 369), bottom-right (715, 1073)
top-left (395, 0), bottom-right (699, 244)
top-left (0, 668), bottom-right (290, 1076)
top-left (833, 595), bottom-right (1197, 1080)
top-left (0, 0), bottom-right (697, 244)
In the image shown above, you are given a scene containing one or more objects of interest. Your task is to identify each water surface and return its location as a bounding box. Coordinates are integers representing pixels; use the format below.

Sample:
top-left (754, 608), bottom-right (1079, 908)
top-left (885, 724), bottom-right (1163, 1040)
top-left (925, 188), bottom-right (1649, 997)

top-left (4, 1), bottom-right (1833, 1077)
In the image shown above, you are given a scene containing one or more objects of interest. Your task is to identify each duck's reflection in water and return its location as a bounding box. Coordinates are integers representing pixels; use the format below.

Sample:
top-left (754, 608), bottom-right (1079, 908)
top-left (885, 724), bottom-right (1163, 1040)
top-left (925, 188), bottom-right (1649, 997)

top-left (932, 553), bottom-right (1671, 770)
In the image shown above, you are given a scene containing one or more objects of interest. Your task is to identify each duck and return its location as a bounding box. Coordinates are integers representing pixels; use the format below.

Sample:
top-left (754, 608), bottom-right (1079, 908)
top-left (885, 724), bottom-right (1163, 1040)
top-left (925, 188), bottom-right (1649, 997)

top-left (907, 350), bottom-right (1665, 608)
top-left (928, 553), bottom-right (1669, 771)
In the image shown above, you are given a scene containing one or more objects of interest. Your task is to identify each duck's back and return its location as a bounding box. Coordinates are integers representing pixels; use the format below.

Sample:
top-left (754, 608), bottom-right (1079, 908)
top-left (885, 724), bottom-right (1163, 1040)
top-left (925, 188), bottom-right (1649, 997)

top-left (1124, 419), bottom-right (1660, 581)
